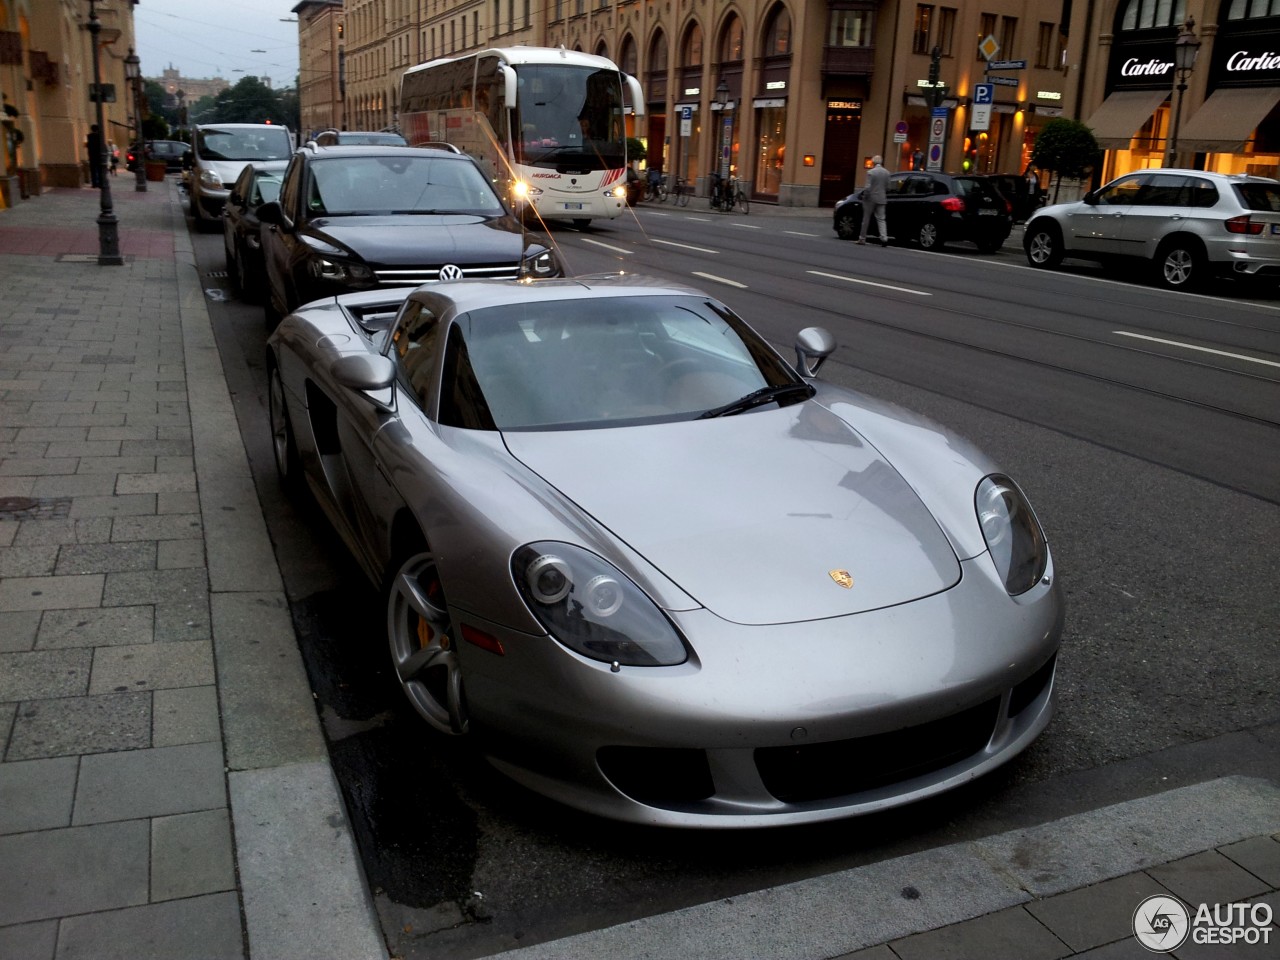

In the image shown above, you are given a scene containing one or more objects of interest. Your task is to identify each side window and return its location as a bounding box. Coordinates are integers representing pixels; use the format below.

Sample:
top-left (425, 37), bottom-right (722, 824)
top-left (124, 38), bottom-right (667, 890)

top-left (1135, 174), bottom-right (1187, 207)
top-left (437, 325), bottom-right (497, 430)
top-left (278, 156), bottom-right (303, 220)
top-left (886, 176), bottom-right (909, 196)
top-left (1187, 178), bottom-right (1220, 208)
top-left (1095, 175), bottom-right (1145, 205)
top-left (390, 301), bottom-right (441, 408)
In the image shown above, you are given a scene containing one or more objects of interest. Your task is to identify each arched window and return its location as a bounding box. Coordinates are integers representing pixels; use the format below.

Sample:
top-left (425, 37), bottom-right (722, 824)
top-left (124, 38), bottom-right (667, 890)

top-left (762, 3), bottom-right (792, 57)
top-left (1227, 0), bottom-right (1280, 17)
top-left (1120, 0), bottom-right (1186, 30)
top-left (648, 28), bottom-right (668, 73)
top-left (595, 39), bottom-right (610, 60)
top-left (682, 22), bottom-right (703, 67)
top-left (620, 35), bottom-right (638, 75)
top-left (719, 14), bottom-right (744, 62)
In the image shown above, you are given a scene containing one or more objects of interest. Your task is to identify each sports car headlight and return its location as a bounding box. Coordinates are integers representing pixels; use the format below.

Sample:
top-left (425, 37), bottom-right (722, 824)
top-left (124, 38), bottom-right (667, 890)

top-left (521, 249), bottom-right (559, 278)
top-left (976, 475), bottom-right (1048, 596)
top-left (513, 542), bottom-right (688, 667)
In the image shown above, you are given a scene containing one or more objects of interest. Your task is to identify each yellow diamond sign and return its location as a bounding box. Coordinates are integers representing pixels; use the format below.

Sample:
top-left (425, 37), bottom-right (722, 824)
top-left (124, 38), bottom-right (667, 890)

top-left (979, 34), bottom-right (1000, 61)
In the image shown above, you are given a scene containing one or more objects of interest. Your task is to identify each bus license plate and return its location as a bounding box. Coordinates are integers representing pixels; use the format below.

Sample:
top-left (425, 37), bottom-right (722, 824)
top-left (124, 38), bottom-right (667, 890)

top-left (565, 203), bottom-right (584, 210)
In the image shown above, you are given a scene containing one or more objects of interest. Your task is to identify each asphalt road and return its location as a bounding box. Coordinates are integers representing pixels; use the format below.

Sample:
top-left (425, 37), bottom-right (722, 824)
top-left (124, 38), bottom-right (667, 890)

top-left (190, 196), bottom-right (1280, 960)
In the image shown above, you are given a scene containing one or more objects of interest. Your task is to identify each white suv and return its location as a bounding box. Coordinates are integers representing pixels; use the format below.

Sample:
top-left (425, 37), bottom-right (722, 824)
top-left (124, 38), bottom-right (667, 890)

top-left (1023, 170), bottom-right (1280, 290)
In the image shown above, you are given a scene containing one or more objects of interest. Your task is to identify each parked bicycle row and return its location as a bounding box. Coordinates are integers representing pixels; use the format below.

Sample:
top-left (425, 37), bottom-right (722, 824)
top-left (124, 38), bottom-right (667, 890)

top-left (629, 171), bottom-right (749, 213)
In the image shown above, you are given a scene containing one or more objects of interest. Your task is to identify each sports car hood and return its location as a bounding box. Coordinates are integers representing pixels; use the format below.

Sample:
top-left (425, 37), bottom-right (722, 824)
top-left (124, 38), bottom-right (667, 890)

top-left (503, 402), bottom-right (962, 625)
top-left (305, 215), bottom-right (530, 266)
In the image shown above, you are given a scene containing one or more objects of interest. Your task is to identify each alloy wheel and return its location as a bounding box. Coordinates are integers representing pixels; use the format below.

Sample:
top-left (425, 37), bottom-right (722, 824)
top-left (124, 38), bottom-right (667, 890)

top-left (386, 552), bottom-right (468, 735)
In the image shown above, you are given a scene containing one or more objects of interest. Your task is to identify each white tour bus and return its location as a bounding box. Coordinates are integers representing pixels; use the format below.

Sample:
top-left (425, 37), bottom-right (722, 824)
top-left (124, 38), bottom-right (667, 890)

top-left (399, 46), bottom-right (643, 226)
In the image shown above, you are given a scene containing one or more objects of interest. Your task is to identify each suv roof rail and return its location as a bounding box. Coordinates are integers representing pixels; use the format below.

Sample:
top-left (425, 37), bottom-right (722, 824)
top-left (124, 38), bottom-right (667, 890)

top-left (410, 141), bottom-right (463, 154)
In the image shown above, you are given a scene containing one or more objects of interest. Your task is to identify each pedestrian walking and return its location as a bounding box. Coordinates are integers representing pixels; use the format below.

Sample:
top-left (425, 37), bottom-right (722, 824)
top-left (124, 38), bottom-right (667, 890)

top-left (109, 142), bottom-right (120, 176)
top-left (86, 124), bottom-right (104, 188)
top-left (858, 154), bottom-right (889, 246)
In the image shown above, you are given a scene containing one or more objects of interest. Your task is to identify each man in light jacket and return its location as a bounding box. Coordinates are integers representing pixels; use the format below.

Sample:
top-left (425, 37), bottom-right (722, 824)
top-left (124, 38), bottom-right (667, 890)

top-left (858, 155), bottom-right (889, 246)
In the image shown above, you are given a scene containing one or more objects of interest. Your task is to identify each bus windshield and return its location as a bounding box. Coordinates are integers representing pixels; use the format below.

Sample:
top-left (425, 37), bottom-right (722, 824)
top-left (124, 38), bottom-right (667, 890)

top-left (514, 65), bottom-right (625, 169)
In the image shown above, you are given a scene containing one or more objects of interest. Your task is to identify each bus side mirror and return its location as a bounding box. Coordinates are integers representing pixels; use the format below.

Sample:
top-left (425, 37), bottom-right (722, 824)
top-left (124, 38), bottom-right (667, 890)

top-left (499, 64), bottom-right (517, 108)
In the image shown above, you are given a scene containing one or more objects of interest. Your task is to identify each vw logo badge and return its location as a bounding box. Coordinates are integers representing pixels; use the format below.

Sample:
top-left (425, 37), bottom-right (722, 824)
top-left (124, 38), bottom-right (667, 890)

top-left (438, 264), bottom-right (464, 281)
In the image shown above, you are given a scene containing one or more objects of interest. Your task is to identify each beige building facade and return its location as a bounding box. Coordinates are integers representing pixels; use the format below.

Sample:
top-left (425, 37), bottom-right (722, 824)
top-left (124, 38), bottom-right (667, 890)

top-left (294, 0), bottom-right (345, 136)
top-left (0, 0), bottom-right (140, 204)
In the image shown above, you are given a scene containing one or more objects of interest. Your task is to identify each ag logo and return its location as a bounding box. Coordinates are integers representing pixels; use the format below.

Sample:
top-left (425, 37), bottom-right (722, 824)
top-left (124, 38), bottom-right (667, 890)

top-left (828, 569), bottom-right (854, 589)
top-left (1133, 894), bottom-right (1190, 952)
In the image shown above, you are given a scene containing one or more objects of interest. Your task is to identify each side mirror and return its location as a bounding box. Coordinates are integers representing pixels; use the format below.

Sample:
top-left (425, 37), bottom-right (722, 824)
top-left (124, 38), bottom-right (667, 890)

top-left (1082, 191), bottom-right (1099, 206)
top-left (795, 327), bottom-right (836, 378)
top-left (331, 354), bottom-right (396, 391)
top-left (256, 200), bottom-right (284, 226)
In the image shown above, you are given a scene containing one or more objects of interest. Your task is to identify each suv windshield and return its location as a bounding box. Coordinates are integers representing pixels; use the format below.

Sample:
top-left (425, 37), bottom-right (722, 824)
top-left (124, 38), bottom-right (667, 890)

top-left (1234, 182), bottom-right (1280, 212)
top-left (307, 155), bottom-right (506, 216)
top-left (197, 127), bottom-right (292, 162)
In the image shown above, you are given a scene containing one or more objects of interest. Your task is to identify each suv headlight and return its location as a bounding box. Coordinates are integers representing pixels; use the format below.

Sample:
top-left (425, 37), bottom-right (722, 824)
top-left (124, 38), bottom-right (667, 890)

top-left (306, 257), bottom-right (374, 284)
top-left (198, 169), bottom-right (223, 189)
top-left (512, 542), bottom-right (689, 666)
top-left (976, 475), bottom-right (1049, 596)
top-left (521, 248), bottom-right (560, 278)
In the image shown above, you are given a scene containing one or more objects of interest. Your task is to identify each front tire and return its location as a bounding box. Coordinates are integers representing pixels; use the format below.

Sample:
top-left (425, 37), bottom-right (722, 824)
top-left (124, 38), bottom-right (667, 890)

top-left (835, 211), bottom-right (859, 241)
top-left (385, 550), bottom-right (469, 736)
top-left (1154, 238), bottom-right (1206, 290)
top-left (267, 360), bottom-right (301, 491)
top-left (1025, 222), bottom-right (1064, 268)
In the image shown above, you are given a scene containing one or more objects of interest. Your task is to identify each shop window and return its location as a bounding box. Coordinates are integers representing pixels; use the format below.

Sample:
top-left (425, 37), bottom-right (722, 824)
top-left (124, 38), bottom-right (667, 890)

top-left (755, 103), bottom-right (786, 197)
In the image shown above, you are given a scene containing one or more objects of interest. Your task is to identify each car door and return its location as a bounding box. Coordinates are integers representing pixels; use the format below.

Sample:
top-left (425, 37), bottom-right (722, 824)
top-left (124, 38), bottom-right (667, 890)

top-left (881, 174), bottom-right (913, 238)
top-left (1117, 173), bottom-right (1192, 259)
top-left (262, 155), bottom-right (305, 313)
top-left (1064, 173), bottom-right (1146, 256)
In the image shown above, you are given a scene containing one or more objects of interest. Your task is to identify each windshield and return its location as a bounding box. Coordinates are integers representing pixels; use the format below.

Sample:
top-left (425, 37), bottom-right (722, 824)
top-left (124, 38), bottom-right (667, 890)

top-left (307, 155), bottom-right (506, 216)
top-left (197, 126), bottom-right (292, 162)
top-left (514, 64), bottom-right (626, 169)
top-left (445, 295), bottom-right (800, 430)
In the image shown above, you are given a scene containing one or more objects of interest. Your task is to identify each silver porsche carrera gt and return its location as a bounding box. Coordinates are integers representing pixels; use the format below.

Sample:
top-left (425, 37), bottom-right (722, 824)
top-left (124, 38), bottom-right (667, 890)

top-left (266, 275), bottom-right (1064, 828)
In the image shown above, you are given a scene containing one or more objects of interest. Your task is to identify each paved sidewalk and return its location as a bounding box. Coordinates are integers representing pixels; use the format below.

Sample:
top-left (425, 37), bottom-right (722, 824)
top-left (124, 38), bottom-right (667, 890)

top-left (0, 178), bottom-right (385, 960)
top-left (1, 180), bottom-right (1277, 960)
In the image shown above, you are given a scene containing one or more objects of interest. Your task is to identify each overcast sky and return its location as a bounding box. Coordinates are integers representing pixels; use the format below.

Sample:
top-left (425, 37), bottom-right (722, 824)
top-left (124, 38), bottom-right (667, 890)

top-left (134, 0), bottom-right (302, 90)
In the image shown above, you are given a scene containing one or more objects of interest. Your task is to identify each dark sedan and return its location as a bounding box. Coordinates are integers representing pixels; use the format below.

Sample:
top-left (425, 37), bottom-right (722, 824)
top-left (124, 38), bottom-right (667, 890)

top-left (834, 171), bottom-right (1013, 253)
top-left (223, 161), bottom-right (287, 303)
top-left (126, 139), bottom-right (188, 173)
top-left (257, 144), bottom-right (563, 325)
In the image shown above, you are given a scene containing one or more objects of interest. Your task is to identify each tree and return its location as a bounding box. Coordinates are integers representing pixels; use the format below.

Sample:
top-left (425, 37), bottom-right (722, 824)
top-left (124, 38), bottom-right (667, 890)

top-left (211, 76), bottom-right (289, 125)
top-left (1030, 118), bottom-right (1102, 202)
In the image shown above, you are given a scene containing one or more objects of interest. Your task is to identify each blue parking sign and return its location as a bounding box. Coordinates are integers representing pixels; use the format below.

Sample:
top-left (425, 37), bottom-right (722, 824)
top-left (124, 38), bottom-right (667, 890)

top-left (974, 83), bottom-right (995, 105)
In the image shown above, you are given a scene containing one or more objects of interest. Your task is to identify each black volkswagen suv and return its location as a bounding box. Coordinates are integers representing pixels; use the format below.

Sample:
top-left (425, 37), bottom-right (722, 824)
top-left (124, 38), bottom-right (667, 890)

top-left (257, 144), bottom-right (563, 324)
top-left (833, 171), bottom-right (1013, 253)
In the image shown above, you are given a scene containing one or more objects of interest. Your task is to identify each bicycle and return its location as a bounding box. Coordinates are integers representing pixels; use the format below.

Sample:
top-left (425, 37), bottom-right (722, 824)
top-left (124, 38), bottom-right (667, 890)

top-left (670, 176), bottom-right (691, 207)
top-left (708, 174), bottom-right (749, 215)
top-left (645, 171), bottom-right (667, 203)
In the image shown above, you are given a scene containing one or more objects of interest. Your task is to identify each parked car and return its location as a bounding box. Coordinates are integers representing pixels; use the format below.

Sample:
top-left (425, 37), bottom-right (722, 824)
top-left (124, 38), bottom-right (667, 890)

top-left (223, 161), bottom-right (288, 302)
top-left (310, 129), bottom-right (407, 146)
top-left (1024, 169), bottom-right (1280, 290)
top-left (987, 173), bottom-right (1046, 223)
top-left (833, 171), bottom-right (1013, 252)
top-left (186, 123), bottom-right (294, 229)
top-left (256, 143), bottom-right (562, 324)
top-left (126, 139), bottom-right (188, 173)
top-left (264, 273), bottom-right (1064, 827)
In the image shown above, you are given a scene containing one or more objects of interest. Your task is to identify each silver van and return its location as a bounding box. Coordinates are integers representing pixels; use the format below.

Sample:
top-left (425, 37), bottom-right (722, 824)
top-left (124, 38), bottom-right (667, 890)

top-left (187, 123), bottom-right (294, 228)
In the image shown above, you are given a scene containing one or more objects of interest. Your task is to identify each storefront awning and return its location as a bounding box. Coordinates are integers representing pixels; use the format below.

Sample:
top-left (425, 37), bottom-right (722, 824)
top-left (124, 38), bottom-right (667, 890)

top-left (1177, 86), bottom-right (1280, 153)
top-left (1084, 89), bottom-right (1168, 149)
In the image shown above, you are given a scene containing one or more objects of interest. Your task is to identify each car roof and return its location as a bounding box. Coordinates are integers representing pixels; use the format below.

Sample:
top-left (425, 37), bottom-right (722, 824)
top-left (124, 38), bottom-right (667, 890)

top-left (301, 144), bottom-right (469, 160)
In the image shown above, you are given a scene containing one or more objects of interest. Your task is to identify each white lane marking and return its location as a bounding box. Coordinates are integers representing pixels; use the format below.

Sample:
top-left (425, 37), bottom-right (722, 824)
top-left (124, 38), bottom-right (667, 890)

top-left (692, 271), bottom-right (748, 288)
top-left (728, 222), bottom-right (762, 230)
top-left (785, 230), bottom-right (822, 237)
top-left (683, 216), bottom-right (714, 223)
top-left (807, 270), bottom-right (932, 297)
top-left (652, 238), bottom-right (719, 253)
top-left (581, 237), bottom-right (632, 255)
top-left (1113, 330), bottom-right (1280, 369)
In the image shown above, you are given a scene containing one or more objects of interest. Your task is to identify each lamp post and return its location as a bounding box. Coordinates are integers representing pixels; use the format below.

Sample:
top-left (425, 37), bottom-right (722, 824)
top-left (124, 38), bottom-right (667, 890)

top-left (1165, 19), bottom-right (1201, 168)
top-left (124, 48), bottom-right (146, 193)
top-left (87, 0), bottom-right (123, 264)
top-left (715, 78), bottom-right (731, 186)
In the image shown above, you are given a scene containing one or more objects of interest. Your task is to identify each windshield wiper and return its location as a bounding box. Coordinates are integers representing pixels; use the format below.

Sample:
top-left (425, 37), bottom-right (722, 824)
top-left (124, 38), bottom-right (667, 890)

top-left (696, 382), bottom-right (814, 419)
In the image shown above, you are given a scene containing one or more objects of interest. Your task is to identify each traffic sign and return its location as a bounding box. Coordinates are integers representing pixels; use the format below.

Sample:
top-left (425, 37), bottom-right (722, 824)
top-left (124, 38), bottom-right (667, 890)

top-left (978, 35), bottom-right (1000, 61)
top-left (988, 59), bottom-right (1027, 70)
top-left (894, 120), bottom-right (908, 144)
top-left (989, 75), bottom-right (1020, 87)
top-left (973, 83), bottom-right (995, 105)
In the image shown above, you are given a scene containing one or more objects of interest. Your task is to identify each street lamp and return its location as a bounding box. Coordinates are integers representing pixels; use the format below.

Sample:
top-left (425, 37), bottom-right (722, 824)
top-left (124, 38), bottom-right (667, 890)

top-left (1165, 18), bottom-right (1201, 168)
top-left (124, 47), bottom-right (145, 193)
top-left (87, 0), bottom-right (123, 265)
top-left (715, 78), bottom-right (731, 185)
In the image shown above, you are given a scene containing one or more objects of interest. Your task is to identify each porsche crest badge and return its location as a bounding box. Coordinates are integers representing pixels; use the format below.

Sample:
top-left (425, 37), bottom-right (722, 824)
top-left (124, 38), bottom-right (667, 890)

top-left (829, 569), bottom-right (854, 589)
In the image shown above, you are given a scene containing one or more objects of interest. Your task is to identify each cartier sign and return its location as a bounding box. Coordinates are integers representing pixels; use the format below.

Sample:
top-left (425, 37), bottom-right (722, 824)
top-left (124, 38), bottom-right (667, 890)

top-left (1106, 30), bottom-right (1178, 91)
top-left (1120, 57), bottom-right (1172, 77)
top-left (1226, 50), bottom-right (1280, 72)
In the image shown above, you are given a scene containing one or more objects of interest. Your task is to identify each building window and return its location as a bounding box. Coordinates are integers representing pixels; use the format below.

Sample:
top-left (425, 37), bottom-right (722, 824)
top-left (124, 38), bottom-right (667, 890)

top-left (683, 22), bottom-right (702, 67)
top-left (493, 0), bottom-right (500, 32)
top-left (1036, 22), bottom-right (1054, 67)
top-left (649, 29), bottom-right (668, 72)
top-left (762, 3), bottom-right (791, 56)
top-left (754, 102), bottom-right (787, 197)
top-left (1121, 0), bottom-right (1186, 30)
top-left (720, 15), bottom-right (744, 62)
top-left (829, 9), bottom-right (874, 47)
top-left (978, 12), bottom-right (997, 60)
top-left (524, 0), bottom-right (530, 27)
top-left (937, 7), bottom-right (956, 55)
top-left (913, 4), bottom-right (934, 54)
top-left (1001, 16), bottom-right (1017, 59)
